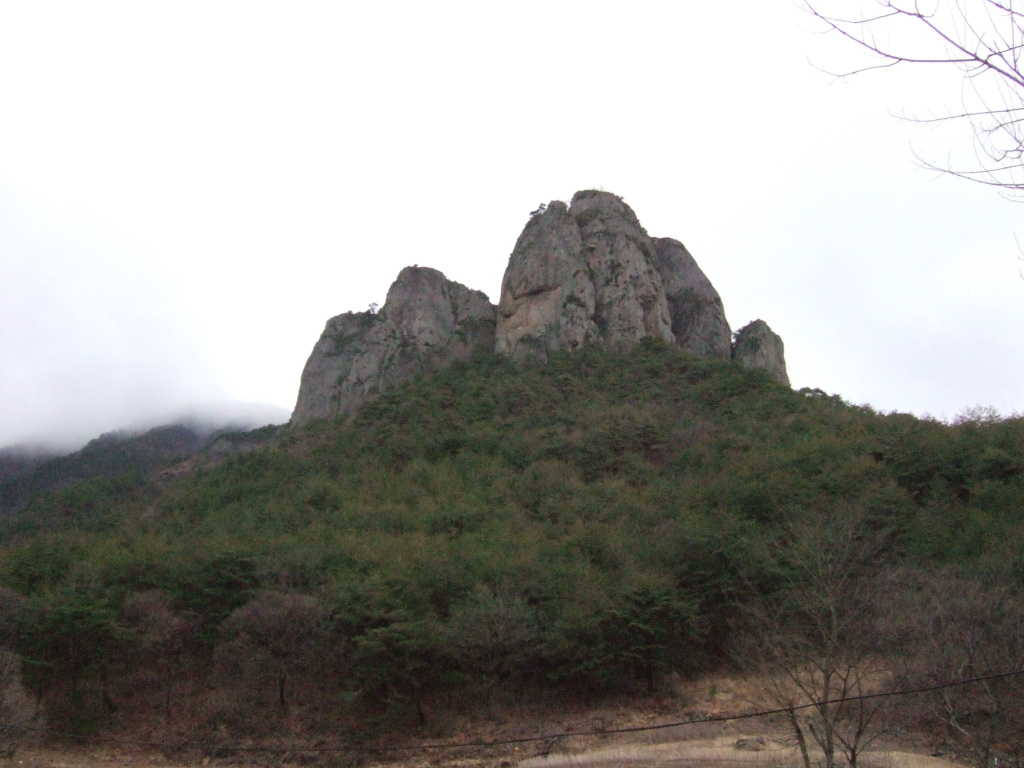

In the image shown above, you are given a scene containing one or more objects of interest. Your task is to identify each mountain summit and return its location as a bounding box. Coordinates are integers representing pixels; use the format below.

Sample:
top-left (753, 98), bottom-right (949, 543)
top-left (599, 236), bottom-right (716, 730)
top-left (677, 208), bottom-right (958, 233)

top-left (292, 191), bottom-right (787, 424)
top-left (496, 190), bottom-right (731, 361)
top-left (291, 266), bottom-right (496, 424)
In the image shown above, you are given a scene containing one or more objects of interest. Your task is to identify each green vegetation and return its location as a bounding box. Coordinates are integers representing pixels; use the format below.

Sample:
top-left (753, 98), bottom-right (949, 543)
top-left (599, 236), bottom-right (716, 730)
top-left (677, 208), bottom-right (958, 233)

top-left (0, 341), bottom-right (1022, 750)
top-left (563, 292), bottom-right (586, 309)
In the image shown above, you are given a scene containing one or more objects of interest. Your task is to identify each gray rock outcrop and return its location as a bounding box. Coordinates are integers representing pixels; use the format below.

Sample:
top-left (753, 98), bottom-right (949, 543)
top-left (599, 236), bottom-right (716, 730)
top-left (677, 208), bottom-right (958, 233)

top-left (652, 237), bottom-right (731, 359)
top-left (495, 191), bottom-right (674, 362)
top-left (291, 267), bottom-right (496, 424)
top-left (731, 319), bottom-right (790, 386)
top-left (291, 190), bottom-right (791, 425)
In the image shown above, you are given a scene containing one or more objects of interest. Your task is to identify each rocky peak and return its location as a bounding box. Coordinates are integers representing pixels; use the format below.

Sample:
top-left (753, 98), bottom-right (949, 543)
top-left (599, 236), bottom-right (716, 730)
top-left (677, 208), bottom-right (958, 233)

top-left (495, 191), bottom-right (736, 363)
top-left (731, 319), bottom-right (790, 386)
top-left (495, 191), bottom-right (673, 362)
top-left (291, 267), bottom-right (495, 424)
top-left (291, 191), bottom-right (790, 424)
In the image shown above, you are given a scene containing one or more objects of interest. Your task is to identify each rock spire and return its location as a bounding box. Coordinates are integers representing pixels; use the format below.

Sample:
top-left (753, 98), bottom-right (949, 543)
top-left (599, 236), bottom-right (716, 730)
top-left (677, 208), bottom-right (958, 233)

top-left (494, 191), bottom-right (732, 362)
top-left (494, 192), bottom-right (673, 361)
top-left (291, 267), bottom-right (495, 425)
top-left (291, 191), bottom-right (789, 423)
top-left (731, 319), bottom-right (790, 386)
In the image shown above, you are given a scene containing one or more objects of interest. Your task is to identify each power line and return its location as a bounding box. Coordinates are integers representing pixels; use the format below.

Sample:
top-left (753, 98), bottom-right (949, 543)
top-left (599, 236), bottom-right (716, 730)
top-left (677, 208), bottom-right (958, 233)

top-left (2, 667), bottom-right (1022, 756)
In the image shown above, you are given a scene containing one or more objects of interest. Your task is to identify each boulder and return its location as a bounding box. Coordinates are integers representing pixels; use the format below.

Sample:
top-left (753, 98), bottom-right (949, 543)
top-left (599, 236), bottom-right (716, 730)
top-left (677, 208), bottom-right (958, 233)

top-left (291, 267), bottom-right (496, 424)
top-left (734, 737), bottom-right (767, 752)
top-left (731, 319), bottom-right (790, 386)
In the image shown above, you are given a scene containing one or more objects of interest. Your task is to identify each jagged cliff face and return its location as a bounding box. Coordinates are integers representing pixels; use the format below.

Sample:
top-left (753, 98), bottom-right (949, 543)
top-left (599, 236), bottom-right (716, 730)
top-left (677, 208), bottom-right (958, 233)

top-left (494, 191), bottom-right (733, 362)
top-left (291, 191), bottom-right (788, 424)
top-left (495, 191), bottom-right (675, 361)
top-left (291, 267), bottom-right (495, 424)
top-left (652, 237), bottom-right (731, 360)
top-left (732, 319), bottom-right (790, 386)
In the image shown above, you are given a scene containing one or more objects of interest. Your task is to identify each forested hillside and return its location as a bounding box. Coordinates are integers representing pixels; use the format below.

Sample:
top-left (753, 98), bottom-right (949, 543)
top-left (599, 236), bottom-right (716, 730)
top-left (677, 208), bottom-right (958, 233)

top-left (0, 341), bottom-right (1022, 759)
top-left (0, 423), bottom-right (276, 519)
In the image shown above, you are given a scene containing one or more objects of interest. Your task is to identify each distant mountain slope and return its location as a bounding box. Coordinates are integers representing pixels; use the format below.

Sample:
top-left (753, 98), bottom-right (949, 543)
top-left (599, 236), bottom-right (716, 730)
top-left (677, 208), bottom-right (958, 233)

top-left (0, 447), bottom-right (53, 482)
top-left (0, 421), bottom-right (280, 518)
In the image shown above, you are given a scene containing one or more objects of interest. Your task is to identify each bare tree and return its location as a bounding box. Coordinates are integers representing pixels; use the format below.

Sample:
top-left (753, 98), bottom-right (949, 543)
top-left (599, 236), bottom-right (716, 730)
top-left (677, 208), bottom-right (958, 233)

top-left (0, 651), bottom-right (33, 756)
top-left (0, 589), bottom-right (33, 753)
top-left (218, 591), bottom-right (330, 715)
top-left (805, 0), bottom-right (1024, 198)
top-left (121, 591), bottom-right (195, 723)
top-left (740, 507), bottom-right (907, 768)
top-left (896, 570), bottom-right (1024, 767)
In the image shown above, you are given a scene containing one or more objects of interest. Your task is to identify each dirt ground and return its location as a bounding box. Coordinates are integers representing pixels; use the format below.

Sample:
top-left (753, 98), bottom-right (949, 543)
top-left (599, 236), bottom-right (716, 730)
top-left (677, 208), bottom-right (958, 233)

top-left (515, 732), bottom-right (964, 768)
top-left (0, 729), bottom-right (966, 768)
top-left (0, 719), bottom-right (968, 768)
top-left (0, 674), bottom-right (969, 768)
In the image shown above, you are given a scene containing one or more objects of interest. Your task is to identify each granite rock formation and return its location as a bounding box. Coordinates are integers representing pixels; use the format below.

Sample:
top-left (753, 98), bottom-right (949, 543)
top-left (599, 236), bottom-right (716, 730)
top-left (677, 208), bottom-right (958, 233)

top-left (292, 191), bottom-right (790, 424)
top-left (652, 237), bottom-right (731, 359)
top-left (731, 319), bottom-right (790, 386)
top-left (495, 191), bottom-right (674, 362)
top-left (291, 267), bottom-right (495, 424)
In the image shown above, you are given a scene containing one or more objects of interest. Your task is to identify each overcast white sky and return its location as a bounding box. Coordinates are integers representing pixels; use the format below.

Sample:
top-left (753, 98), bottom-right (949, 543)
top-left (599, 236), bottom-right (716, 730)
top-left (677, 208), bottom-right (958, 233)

top-left (1, 1), bottom-right (1021, 450)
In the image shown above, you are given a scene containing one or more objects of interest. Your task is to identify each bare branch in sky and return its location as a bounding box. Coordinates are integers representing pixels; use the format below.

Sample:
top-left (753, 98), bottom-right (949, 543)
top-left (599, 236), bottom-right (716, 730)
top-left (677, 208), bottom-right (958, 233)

top-left (805, 0), bottom-right (1024, 199)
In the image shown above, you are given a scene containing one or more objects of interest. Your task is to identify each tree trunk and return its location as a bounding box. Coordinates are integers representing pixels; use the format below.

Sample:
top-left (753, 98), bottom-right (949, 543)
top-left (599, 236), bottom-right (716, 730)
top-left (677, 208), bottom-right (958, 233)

top-left (809, 718), bottom-right (836, 768)
top-left (788, 708), bottom-right (812, 768)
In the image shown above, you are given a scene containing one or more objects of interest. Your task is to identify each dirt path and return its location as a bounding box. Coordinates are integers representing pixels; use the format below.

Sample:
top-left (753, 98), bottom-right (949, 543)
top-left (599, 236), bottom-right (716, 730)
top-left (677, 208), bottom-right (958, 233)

top-left (516, 733), bottom-right (964, 768)
top-left (0, 733), bottom-right (966, 768)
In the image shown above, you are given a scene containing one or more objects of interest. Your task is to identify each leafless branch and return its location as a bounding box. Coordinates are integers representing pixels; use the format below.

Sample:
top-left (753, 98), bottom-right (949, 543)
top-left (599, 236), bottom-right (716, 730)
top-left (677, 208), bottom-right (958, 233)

top-left (804, 0), bottom-right (1024, 199)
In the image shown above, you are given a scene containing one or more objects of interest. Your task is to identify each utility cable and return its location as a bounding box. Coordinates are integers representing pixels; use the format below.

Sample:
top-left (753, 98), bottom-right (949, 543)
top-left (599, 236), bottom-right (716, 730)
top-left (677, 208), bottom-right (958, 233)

top-left (0, 667), bottom-right (1021, 756)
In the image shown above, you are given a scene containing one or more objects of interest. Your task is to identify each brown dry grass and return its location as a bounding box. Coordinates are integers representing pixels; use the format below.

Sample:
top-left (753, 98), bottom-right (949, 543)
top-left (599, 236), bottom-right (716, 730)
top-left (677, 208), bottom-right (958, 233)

top-left (514, 731), bottom-right (964, 768)
top-left (0, 735), bottom-right (965, 768)
top-left (0, 672), bottom-right (965, 768)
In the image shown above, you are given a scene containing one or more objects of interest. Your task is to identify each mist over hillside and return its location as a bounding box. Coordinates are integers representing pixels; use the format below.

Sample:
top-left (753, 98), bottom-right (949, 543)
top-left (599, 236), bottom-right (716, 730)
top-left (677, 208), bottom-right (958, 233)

top-left (0, 401), bottom-right (289, 518)
top-left (0, 399), bottom-right (290, 455)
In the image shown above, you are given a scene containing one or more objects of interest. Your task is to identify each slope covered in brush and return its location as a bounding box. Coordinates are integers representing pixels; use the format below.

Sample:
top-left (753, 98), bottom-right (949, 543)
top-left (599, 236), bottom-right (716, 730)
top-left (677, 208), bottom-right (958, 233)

top-left (0, 342), bottom-right (1022, 734)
